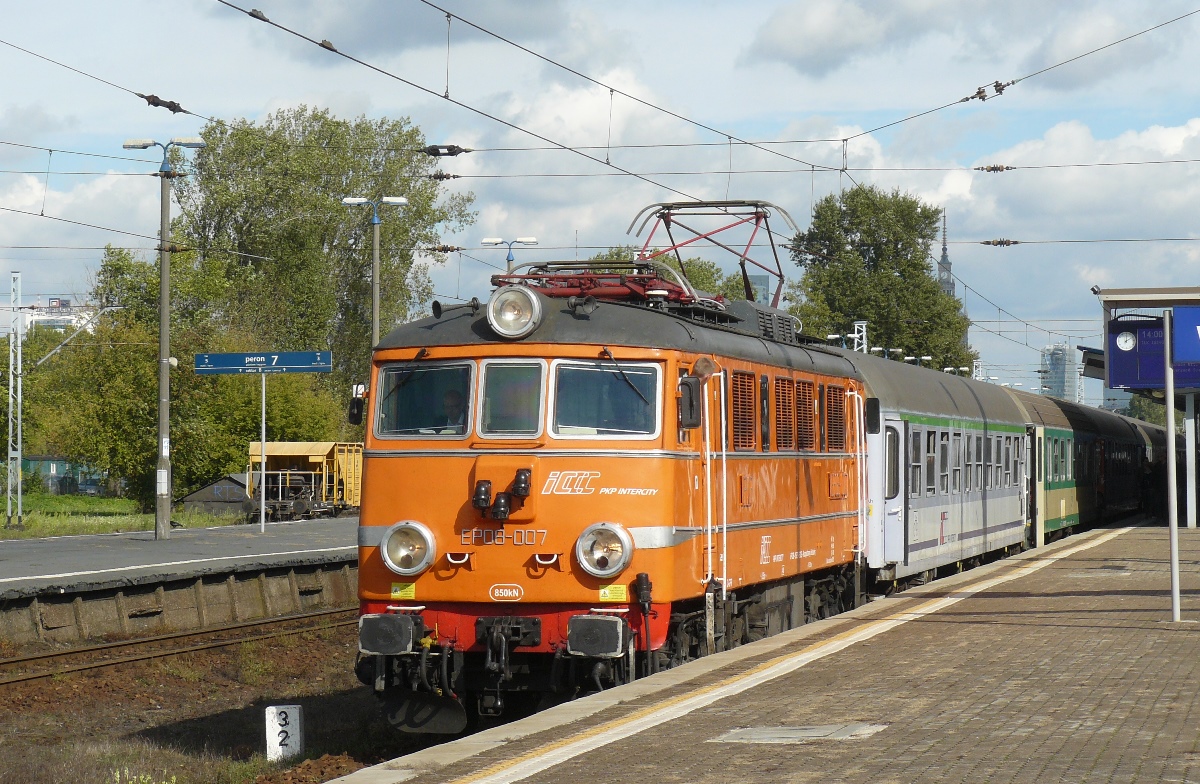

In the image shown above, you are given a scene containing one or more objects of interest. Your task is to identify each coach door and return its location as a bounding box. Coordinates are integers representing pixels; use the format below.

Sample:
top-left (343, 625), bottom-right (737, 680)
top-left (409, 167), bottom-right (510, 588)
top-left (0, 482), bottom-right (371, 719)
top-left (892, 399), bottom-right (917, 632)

top-left (882, 417), bottom-right (906, 564)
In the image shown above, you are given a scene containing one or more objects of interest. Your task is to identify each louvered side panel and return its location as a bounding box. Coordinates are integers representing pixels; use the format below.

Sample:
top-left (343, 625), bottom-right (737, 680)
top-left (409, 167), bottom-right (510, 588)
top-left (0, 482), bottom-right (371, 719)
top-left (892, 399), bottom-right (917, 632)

top-left (827, 384), bottom-right (847, 452)
top-left (731, 371), bottom-right (757, 451)
top-left (775, 378), bottom-right (796, 450)
top-left (796, 380), bottom-right (816, 450)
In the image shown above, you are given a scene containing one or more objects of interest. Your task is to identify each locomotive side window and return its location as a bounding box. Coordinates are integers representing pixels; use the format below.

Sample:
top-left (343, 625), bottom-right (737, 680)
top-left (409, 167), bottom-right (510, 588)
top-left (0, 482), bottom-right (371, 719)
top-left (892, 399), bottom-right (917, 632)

top-left (796, 380), bottom-right (817, 450)
top-left (760, 375), bottom-right (771, 451)
top-left (731, 371), bottom-right (757, 450)
top-left (910, 430), bottom-right (922, 498)
top-left (375, 362), bottom-right (473, 438)
top-left (480, 361), bottom-right (544, 437)
top-left (550, 361), bottom-right (659, 438)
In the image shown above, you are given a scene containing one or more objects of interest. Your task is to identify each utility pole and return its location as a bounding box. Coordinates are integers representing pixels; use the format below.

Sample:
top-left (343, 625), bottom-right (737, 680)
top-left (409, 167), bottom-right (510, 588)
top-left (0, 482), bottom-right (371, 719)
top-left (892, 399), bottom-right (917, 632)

top-left (123, 137), bottom-right (206, 540)
top-left (6, 272), bottom-right (22, 529)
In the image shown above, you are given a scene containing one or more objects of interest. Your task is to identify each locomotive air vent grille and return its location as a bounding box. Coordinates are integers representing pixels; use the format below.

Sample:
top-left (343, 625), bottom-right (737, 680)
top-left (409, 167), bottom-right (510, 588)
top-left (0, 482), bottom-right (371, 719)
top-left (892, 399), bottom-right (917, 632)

top-left (756, 311), bottom-right (775, 341)
top-left (775, 378), bottom-right (796, 450)
top-left (775, 314), bottom-right (797, 344)
top-left (731, 371), bottom-right (757, 451)
top-left (796, 380), bottom-right (817, 450)
top-left (826, 385), bottom-right (847, 452)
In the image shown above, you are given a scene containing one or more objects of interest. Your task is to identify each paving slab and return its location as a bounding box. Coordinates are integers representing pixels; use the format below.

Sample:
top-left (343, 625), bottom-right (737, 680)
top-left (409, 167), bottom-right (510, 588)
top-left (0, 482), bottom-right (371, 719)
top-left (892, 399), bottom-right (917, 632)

top-left (0, 518), bottom-right (357, 600)
top-left (336, 522), bottom-right (1200, 784)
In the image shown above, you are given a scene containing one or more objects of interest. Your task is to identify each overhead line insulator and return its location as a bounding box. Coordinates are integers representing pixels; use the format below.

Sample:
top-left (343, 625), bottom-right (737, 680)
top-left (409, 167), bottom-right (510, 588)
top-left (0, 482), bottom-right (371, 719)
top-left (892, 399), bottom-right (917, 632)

top-left (981, 239), bottom-right (1020, 247)
top-left (974, 165), bottom-right (1015, 173)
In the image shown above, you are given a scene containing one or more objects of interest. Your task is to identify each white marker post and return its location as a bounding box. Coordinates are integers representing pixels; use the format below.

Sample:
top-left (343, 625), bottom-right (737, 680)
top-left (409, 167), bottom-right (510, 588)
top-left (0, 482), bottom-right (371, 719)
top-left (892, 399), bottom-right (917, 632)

top-left (1165, 309), bottom-right (1181, 622)
top-left (265, 704), bottom-right (303, 762)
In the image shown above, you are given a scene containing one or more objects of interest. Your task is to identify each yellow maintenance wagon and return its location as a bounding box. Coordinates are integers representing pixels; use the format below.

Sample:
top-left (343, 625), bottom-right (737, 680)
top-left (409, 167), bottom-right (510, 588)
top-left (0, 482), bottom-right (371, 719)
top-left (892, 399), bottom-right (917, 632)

top-left (247, 442), bottom-right (362, 520)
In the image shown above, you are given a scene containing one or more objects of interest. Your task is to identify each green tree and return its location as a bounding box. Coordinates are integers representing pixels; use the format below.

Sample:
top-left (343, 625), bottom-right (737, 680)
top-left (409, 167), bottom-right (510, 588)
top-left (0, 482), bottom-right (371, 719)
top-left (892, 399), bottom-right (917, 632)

top-left (30, 247), bottom-right (344, 509)
top-left (787, 184), bottom-right (975, 369)
top-left (174, 106), bottom-right (475, 386)
top-left (1126, 395), bottom-right (1167, 427)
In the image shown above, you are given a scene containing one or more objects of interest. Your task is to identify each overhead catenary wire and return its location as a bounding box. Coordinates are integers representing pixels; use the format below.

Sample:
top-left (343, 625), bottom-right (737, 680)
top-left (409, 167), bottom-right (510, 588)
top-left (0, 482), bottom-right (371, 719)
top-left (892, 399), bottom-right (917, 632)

top-left (215, 1), bottom-right (706, 205)
top-left (1, 139), bottom-right (157, 164)
top-left (0, 37), bottom-right (211, 120)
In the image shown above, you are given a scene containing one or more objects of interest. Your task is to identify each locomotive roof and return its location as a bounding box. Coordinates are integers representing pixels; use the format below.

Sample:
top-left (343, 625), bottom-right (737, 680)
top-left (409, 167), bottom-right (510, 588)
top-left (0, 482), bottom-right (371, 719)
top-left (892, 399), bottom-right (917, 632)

top-left (825, 348), bottom-right (1028, 426)
top-left (378, 292), bottom-right (862, 379)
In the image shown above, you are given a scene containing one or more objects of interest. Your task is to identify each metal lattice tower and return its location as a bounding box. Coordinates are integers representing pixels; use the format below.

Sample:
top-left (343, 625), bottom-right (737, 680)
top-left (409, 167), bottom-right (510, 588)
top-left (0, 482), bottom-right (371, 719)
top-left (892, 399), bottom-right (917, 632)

top-left (852, 321), bottom-right (869, 353)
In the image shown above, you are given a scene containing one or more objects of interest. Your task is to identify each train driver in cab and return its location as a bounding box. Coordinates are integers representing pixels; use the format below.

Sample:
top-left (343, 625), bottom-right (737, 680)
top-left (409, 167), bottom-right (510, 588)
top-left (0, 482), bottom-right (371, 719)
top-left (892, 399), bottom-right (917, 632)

top-left (441, 389), bottom-right (466, 434)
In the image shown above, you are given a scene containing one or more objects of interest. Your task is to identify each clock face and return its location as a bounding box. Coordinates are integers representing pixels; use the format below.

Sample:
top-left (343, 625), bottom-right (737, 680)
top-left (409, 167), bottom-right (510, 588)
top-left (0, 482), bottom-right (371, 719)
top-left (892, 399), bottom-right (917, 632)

top-left (1116, 331), bottom-right (1136, 351)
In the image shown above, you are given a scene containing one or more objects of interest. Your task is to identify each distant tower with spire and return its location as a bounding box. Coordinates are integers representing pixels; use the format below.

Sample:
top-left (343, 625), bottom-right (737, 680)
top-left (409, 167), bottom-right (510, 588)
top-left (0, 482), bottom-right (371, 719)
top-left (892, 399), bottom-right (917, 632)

top-left (937, 213), bottom-right (955, 298)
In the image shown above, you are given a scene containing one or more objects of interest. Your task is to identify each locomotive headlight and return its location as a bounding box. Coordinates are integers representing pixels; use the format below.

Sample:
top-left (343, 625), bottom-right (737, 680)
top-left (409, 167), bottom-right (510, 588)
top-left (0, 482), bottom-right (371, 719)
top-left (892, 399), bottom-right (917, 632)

top-left (575, 522), bottom-right (634, 579)
top-left (486, 285), bottom-right (542, 339)
top-left (380, 521), bottom-right (436, 576)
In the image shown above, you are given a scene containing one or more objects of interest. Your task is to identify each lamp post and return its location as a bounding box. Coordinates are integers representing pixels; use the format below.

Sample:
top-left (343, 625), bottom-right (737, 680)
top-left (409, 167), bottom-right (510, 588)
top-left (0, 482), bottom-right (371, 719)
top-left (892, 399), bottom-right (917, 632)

top-left (342, 196), bottom-right (408, 346)
top-left (122, 136), bottom-right (206, 541)
top-left (481, 237), bottom-right (538, 271)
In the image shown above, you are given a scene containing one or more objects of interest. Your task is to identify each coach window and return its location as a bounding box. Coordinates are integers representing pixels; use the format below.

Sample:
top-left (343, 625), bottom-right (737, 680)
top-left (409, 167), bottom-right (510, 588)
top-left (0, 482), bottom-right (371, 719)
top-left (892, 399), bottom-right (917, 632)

top-left (926, 431), bottom-right (937, 496)
top-left (952, 432), bottom-right (963, 493)
top-left (760, 375), bottom-right (771, 451)
top-left (885, 426), bottom-right (900, 499)
top-left (1004, 436), bottom-right (1013, 487)
top-left (965, 434), bottom-right (975, 492)
top-left (549, 360), bottom-right (659, 439)
top-left (984, 436), bottom-right (992, 490)
top-left (994, 436), bottom-right (1004, 488)
top-left (939, 431), bottom-right (950, 494)
top-left (975, 435), bottom-right (984, 490)
top-left (910, 430), bottom-right (922, 498)
top-left (375, 361), bottom-right (473, 438)
top-left (479, 360), bottom-right (545, 438)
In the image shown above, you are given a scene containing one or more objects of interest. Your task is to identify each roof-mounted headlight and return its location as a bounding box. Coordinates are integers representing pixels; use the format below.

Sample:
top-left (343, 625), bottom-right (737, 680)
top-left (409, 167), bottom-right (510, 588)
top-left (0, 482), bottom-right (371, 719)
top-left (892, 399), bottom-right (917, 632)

top-left (380, 521), bottom-right (436, 576)
top-left (575, 522), bottom-right (634, 579)
top-left (487, 285), bottom-right (542, 339)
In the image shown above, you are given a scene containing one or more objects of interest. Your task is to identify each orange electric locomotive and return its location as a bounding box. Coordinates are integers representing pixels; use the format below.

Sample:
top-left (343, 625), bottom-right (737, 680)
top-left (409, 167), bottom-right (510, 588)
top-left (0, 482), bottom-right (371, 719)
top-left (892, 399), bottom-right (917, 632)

top-left (352, 202), bottom-right (866, 732)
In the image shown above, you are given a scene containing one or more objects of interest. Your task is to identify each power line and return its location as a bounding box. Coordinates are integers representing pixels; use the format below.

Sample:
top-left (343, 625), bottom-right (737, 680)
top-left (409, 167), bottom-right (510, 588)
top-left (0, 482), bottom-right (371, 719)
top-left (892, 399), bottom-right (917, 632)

top-left (413, 0), bottom-right (835, 173)
top-left (0, 139), bottom-right (156, 164)
top-left (0, 170), bottom-right (155, 177)
top-left (0, 37), bottom-right (210, 120)
top-left (216, 1), bottom-right (705, 204)
top-left (846, 7), bottom-right (1200, 141)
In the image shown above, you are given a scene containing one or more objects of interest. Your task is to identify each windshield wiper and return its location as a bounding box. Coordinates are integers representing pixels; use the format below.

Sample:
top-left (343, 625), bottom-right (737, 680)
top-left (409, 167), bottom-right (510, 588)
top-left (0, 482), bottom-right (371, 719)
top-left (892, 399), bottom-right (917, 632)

top-left (378, 347), bottom-right (429, 410)
top-left (601, 346), bottom-right (651, 406)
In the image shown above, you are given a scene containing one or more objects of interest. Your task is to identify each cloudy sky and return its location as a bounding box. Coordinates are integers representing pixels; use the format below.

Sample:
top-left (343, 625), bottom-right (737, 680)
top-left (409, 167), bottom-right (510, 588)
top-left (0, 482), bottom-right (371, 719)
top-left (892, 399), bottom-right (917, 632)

top-left (3, 0), bottom-right (1199, 403)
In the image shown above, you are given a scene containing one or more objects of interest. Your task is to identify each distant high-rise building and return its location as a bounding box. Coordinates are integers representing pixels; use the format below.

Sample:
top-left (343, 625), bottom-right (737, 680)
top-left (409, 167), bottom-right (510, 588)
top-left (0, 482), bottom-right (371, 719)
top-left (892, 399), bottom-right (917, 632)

top-left (1040, 343), bottom-right (1079, 400)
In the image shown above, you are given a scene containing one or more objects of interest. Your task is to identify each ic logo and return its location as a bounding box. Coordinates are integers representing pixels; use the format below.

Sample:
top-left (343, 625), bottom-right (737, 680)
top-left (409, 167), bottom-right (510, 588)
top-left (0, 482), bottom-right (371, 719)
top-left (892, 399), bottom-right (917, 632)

top-left (489, 584), bottom-right (524, 601)
top-left (541, 471), bottom-right (600, 495)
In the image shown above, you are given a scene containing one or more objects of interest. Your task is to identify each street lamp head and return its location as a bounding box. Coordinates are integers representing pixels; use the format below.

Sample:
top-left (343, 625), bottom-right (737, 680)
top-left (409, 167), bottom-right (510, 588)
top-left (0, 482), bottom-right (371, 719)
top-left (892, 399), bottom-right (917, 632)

top-left (944, 367), bottom-right (956, 373)
top-left (827, 334), bottom-right (842, 341)
top-left (169, 137), bottom-right (206, 148)
top-left (342, 197), bottom-right (371, 206)
top-left (481, 238), bottom-right (504, 245)
top-left (380, 196), bottom-right (408, 206)
top-left (921, 356), bottom-right (932, 361)
top-left (515, 237), bottom-right (538, 245)
top-left (904, 356), bottom-right (916, 362)
top-left (122, 139), bottom-right (157, 150)
top-left (870, 347), bottom-right (883, 353)
top-left (959, 367), bottom-right (970, 372)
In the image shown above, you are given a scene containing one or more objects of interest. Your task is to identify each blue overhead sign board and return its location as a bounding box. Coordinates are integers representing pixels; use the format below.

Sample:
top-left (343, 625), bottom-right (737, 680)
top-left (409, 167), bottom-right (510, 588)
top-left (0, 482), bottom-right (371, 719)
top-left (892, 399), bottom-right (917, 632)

top-left (1108, 317), bottom-right (1200, 389)
top-left (1172, 307), bottom-right (1200, 364)
top-left (194, 351), bottom-right (332, 375)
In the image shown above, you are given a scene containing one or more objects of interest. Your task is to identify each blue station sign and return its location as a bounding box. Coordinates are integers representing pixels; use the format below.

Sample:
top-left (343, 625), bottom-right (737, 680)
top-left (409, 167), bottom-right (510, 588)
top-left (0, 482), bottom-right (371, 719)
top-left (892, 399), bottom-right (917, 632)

top-left (1108, 316), bottom-right (1200, 389)
top-left (194, 351), bottom-right (332, 375)
top-left (1172, 306), bottom-right (1200, 364)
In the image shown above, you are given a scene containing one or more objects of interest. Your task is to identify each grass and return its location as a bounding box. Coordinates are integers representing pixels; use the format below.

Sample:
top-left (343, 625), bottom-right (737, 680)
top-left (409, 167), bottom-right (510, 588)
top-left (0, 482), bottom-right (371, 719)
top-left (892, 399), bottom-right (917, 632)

top-left (0, 494), bottom-right (245, 540)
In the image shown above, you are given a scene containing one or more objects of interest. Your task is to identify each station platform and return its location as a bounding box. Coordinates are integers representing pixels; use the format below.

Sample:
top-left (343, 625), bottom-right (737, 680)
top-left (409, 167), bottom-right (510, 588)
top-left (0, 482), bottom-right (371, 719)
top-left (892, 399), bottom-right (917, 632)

top-left (0, 518), bottom-right (357, 601)
top-left (337, 521), bottom-right (1200, 784)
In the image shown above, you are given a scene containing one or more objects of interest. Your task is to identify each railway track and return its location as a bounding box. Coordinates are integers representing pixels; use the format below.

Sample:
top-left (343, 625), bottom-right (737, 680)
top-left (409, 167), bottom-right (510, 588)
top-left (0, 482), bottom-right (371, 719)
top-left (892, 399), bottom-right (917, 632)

top-left (0, 607), bottom-right (357, 686)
